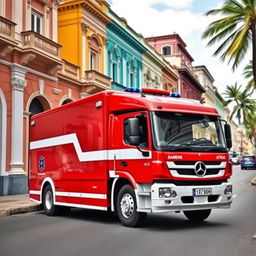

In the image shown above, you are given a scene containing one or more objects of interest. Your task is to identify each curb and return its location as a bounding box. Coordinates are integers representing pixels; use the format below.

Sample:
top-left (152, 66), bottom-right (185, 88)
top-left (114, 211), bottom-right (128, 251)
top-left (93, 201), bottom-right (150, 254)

top-left (0, 205), bottom-right (41, 217)
top-left (251, 177), bottom-right (256, 186)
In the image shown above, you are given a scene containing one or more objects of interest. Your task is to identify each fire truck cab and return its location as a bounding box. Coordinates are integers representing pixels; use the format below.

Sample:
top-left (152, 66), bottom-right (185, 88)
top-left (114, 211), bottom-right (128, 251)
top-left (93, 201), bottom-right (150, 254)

top-left (29, 89), bottom-right (233, 227)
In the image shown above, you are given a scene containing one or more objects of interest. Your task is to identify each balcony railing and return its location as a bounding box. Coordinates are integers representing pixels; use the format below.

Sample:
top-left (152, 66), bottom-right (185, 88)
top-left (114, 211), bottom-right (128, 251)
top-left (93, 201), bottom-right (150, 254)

top-left (62, 60), bottom-right (80, 79)
top-left (84, 70), bottom-right (111, 90)
top-left (21, 31), bottom-right (61, 59)
top-left (0, 16), bottom-right (16, 42)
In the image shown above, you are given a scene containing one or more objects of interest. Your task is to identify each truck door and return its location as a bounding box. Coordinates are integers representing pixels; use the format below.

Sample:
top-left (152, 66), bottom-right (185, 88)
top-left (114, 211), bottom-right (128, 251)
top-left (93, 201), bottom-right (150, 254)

top-left (109, 111), bottom-right (152, 183)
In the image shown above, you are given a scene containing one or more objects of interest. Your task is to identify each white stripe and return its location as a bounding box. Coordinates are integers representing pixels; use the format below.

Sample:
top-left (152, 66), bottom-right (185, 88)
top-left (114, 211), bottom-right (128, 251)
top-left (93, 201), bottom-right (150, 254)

top-left (29, 190), bottom-right (41, 195)
top-left (55, 202), bottom-right (107, 211)
top-left (30, 190), bottom-right (107, 200)
top-left (55, 192), bottom-right (107, 199)
top-left (30, 133), bottom-right (151, 161)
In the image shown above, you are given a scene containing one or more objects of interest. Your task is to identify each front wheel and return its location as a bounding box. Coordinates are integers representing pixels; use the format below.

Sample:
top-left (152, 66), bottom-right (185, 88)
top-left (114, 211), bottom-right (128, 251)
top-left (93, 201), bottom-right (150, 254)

top-left (117, 184), bottom-right (146, 227)
top-left (183, 209), bottom-right (211, 222)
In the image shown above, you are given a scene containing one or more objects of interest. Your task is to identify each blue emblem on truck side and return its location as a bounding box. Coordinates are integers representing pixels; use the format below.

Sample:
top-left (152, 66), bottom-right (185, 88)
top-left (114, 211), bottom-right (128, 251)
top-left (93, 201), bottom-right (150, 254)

top-left (38, 156), bottom-right (45, 171)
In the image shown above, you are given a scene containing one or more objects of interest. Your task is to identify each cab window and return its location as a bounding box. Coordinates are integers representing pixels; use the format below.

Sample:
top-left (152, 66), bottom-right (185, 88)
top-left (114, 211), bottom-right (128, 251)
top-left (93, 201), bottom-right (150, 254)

top-left (124, 114), bottom-right (148, 148)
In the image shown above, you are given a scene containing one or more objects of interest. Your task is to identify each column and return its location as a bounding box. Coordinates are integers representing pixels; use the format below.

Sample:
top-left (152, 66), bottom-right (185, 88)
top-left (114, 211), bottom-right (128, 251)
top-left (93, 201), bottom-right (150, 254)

top-left (12, 0), bottom-right (23, 33)
top-left (52, 1), bottom-right (58, 42)
top-left (27, 0), bottom-right (32, 31)
top-left (9, 66), bottom-right (27, 175)
top-left (122, 57), bottom-right (127, 86)
top-left (0, 0), bottom-right (5, 17)
top-left (81, 23), bottom-right (87, 80)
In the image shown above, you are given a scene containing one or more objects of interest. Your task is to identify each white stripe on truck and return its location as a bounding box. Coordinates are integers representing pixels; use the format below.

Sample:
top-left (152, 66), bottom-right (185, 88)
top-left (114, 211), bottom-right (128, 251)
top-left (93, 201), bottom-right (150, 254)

top-left (30, 133), bottom-right (151, 161)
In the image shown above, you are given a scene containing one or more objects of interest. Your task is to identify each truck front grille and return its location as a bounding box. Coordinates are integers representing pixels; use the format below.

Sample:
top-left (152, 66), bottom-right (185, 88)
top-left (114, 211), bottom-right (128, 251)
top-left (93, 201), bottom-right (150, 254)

top-left (166, 161), bottom-right (226, 178)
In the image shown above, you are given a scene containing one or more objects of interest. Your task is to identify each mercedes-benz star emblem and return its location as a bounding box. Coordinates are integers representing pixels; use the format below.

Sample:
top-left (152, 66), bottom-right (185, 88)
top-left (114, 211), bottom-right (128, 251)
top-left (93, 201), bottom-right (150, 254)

top-left (194, 161), bottom-right (207, 177)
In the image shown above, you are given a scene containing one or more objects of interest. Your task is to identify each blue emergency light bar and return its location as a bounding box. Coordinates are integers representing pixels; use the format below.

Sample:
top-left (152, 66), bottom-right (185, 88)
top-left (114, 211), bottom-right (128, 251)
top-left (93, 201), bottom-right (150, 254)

top-left (170, 92), bottom-right (181, 98)
top-left (125, 88), bottom-right (181, 98)
top-left (125, 88), bottom-right (140, 93)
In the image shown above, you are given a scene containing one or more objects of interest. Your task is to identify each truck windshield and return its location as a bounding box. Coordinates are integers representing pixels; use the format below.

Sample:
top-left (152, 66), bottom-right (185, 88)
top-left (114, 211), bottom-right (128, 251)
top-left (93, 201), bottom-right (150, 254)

top-left (152, 111), bottom-right (227, 152)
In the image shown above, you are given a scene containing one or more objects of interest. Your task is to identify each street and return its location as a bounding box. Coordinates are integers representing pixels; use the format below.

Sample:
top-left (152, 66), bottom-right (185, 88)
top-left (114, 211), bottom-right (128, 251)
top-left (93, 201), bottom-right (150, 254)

top-left (0, 165), bottom-right (255, 256)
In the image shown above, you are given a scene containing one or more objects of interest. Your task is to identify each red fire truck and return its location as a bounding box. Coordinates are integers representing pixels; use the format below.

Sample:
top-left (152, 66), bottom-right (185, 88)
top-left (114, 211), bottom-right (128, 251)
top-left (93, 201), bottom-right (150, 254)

top-left (29, 88), bottom-right (233, 227)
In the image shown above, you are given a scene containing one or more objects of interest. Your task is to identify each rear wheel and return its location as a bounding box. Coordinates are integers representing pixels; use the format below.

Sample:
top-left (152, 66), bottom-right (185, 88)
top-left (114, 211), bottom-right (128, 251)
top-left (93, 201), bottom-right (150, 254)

top-left (116, 184), bottom-right (146, 227)
top-left (43, 185), bottom-right (70, 216)
top-left (183, 209), bottom-right (211, 222)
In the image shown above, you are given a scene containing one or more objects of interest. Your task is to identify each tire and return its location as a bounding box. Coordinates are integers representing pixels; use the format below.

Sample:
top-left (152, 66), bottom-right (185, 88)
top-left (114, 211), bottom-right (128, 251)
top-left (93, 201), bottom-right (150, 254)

top-left (116, 184), bottom-right (146, 227)
top-left (183, 209), bottom-right (211, 222)
top-left (43, 185), bottom-right (62, 216)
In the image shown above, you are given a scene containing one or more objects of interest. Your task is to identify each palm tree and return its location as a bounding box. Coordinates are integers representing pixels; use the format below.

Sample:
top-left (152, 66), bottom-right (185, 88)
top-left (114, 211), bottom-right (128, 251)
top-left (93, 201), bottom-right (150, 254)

top-left (243, 60), bottom-right (256, 90)
top-left (245, 113), bottom-right (256, 147)
top-left (224, 83), bottom-right (256, 124)
top-left (202, 0), bottom-right (256, 85)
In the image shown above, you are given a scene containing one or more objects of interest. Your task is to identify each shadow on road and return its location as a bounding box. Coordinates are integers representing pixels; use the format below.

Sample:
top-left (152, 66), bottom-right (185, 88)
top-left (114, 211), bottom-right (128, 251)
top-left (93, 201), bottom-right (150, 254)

top-left (37, 208), bottom-right (229, 231)
top-left (143, 213), bottom-right (229, 232)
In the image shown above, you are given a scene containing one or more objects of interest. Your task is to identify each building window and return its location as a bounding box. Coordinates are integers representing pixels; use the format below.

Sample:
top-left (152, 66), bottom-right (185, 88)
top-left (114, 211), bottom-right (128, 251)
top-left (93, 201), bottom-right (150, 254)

top-left (31, 12), bottom-right (42, 34)
top-left (88, 36), bottom-right (101, 71)
top-left (112, 62), bottom-right (117, 82)
top-left (90, 52), bottom-right (96, 70)
top-left (162, 46), bottom-right (171, 56)
top-left (130, 73), bottom-right (134, 87)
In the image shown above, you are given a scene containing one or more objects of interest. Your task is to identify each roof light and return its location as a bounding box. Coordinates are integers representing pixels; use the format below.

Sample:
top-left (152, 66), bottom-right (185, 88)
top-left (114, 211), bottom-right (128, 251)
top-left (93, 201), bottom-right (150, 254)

top-left (170, 92), bottom-right (181, 98)
top-left (141, 88), bottom-right (170, 96)
top-left (125, 88), bottom-right (140, 93)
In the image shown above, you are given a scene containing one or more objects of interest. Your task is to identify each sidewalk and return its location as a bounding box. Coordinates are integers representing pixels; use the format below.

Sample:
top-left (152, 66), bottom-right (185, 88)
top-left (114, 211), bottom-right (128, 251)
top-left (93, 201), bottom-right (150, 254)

top-left (0, 177), bottom-right (256, 218)
top-left (0, 194), bottom-right (40, 217)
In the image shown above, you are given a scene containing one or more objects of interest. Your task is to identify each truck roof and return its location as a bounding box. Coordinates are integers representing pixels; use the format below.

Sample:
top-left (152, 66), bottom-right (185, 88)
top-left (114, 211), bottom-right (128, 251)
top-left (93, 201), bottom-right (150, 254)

top-left (31, 90), bottom-right (219, 119)
top-left (106, 90), bottom-right (219, 116)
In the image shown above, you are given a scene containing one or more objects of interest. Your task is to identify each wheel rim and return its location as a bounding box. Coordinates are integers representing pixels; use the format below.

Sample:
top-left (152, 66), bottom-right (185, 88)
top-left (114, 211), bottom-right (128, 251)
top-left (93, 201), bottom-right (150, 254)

top-left (120, 193), bottom-right (135, 219)
top-left (45, 190), bottom-right (53, 210)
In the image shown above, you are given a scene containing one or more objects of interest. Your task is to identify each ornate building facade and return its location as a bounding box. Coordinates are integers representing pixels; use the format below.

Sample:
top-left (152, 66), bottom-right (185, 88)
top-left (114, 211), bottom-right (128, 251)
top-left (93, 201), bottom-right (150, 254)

top-left (145, 34), bottom-right (205, 99)
top-left (194, 65), bottom-right (225, 118)
top-left (0, 0), bottom-right (95, 195)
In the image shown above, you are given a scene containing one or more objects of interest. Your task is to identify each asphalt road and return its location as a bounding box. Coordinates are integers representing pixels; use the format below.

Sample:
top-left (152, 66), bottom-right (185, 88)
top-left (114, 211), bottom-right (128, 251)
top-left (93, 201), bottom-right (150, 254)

top-left (1, 165), bottom-right (256, 256)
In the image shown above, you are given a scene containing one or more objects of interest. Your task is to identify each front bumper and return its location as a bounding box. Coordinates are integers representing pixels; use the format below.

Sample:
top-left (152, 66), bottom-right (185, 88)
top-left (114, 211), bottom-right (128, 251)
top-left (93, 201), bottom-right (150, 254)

top-left (150, 182), bottom-right (232, 213)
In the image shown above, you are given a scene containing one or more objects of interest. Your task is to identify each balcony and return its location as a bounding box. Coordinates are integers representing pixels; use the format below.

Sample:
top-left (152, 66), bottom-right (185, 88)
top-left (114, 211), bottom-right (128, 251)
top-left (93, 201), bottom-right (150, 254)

top-left (61, 60), bottom-right (80, 79)
top-left (20, 31), bottom-right (62, 74)
top-left (83, 70), bottom-right (112, 93)
top-left (0, 16), bottom-right (17, 57)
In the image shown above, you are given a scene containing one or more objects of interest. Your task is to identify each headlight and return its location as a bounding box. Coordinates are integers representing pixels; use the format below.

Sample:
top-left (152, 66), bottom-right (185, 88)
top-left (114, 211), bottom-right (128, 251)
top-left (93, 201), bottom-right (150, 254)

top-left (159, 188), bottom-right (177, 198)
top-left (224, 185), bottom-right (232, 196)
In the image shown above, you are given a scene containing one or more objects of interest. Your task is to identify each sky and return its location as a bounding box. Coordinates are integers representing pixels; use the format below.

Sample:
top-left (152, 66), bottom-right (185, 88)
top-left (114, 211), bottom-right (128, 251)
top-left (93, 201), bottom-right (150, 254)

top-left (105, 0), bottom-right (251, 95)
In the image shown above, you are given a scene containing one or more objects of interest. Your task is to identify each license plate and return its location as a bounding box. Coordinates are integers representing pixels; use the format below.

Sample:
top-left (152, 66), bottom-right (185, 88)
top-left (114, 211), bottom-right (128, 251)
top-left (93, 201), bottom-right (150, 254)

top-left (193, 188), bottom-right (212, 196)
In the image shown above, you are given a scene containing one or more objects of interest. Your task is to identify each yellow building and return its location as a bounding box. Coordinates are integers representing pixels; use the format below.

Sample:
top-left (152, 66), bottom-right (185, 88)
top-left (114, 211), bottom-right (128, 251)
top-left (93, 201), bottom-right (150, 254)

top-left (58, 0), bottom-right (111, 94)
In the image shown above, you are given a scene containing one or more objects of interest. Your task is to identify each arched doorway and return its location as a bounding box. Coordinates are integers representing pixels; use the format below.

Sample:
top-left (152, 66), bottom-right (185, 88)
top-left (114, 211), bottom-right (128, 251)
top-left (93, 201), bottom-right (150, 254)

top-left (29, 96), bottom-right (51, 115)
top-left (61, 99), bottom-right (73, 105)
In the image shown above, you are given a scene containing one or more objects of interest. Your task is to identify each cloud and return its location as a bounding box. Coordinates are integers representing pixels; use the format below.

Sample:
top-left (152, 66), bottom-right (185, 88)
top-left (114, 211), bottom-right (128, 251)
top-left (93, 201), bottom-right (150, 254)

top-left (108, 0), bottom-right (250, 93)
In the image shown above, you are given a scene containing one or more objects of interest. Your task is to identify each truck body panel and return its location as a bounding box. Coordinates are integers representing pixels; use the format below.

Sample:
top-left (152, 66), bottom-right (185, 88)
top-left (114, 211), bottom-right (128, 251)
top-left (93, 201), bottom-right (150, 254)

top-left (29, 90), bottom-right (232, 223)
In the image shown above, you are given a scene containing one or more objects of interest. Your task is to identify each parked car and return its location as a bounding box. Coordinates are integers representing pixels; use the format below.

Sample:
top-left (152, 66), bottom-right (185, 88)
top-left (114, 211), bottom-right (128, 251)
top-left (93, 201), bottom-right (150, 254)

top-left (240, 155), bottom-right (256, 170)
top-left (229, 152), bottom-right (240, 165)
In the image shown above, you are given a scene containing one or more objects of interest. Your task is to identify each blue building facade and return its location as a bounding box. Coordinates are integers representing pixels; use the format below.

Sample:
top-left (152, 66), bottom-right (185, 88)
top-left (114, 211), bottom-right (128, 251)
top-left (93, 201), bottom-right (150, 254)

top-left (106, 10), bottom-right (145, 90)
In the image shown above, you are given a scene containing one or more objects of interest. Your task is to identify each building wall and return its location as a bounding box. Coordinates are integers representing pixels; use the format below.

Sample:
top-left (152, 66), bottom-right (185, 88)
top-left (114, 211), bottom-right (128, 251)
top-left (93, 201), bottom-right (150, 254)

top-left (0, 0), bottom-right (83, 195)
top-left (58, 0), bottom-right (110, 79)
top-left (146, 34), bottom-right (204, 99)
top-left (106, 11), bottom-right (144, 90)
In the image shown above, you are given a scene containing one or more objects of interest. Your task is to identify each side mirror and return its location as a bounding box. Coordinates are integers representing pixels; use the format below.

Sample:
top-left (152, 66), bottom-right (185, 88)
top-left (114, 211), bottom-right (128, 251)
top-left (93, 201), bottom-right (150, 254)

top-left (127, 118), bottom-right (140, 146)
top-left (224, 124), bottom-right (232, 149)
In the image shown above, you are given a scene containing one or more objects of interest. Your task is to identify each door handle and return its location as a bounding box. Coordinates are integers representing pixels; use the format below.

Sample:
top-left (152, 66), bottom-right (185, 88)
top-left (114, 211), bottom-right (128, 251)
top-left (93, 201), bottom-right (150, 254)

top-left (121, 161), bottom-right (128, 167)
